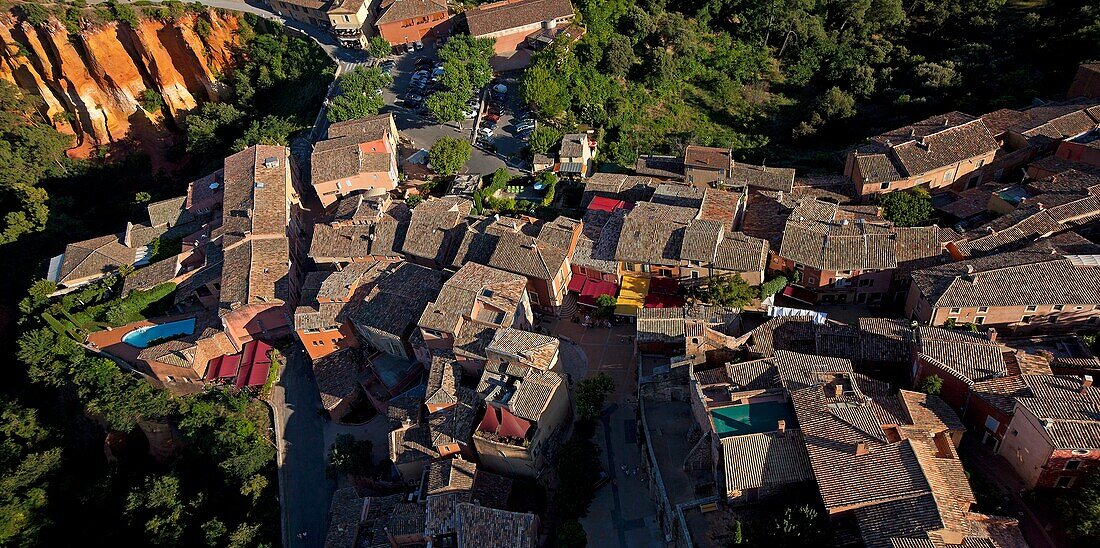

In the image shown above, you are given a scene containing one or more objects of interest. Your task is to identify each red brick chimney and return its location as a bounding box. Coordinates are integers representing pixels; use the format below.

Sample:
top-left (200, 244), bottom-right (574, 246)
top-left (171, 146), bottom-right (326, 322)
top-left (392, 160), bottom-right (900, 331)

top-left (854, 442), bottom-right (869, 456)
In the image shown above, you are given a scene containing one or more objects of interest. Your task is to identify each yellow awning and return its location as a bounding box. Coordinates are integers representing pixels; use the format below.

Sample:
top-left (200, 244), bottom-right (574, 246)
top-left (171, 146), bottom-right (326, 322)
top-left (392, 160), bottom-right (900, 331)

top-left (614, 275), bottom-right (649, 316)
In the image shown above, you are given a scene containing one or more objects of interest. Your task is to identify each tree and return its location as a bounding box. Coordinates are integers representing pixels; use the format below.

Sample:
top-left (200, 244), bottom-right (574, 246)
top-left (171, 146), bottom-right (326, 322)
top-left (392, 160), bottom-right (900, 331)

top-left (329, 434), bottom-right (374, 477)
top-left (731, 519), bottom-right (744, 545)
top-left (327, 67), bottom-right (391, 123)
top-left (528, 126), bottom-right (563, 154)
top-left (491, 167), bottom-right (513, 187)
top-left (406, 195), bottom-right (423, 208)
top-left (140, 89), bottom-right (164, 113)
top-left (880, 187), bottom-right (934, 227)
top-left (537, 171), bottom-right (558, 207)
top-left (185, 102), bottom-right (246, 156)
top-left (602, 34), bottom-right (637, 77)
top-left (368, 36), bottom-right (391, 58)
top-left (704, 274), bottom-right (757, 308)
top-left (554, 433), bottom-right (602, 519)
top-left (919, 374), bottom-right (943, 396)
top-left (1059, 467), bottom-right (1100, 541)
top-left (594, 294), bottom-right (617, 318)
top-left (557, 519), bottom-right (587, 548)
top-left (576, 373), bottom-right (615, 421)
top-left (760, 276), bottom-right (788, 298)
top-left (429, 137), bottom-right (471, 176)
top-left (232, 116), bottom-right (297, 150)
top-left (426, 91), bottom-right (467, 124)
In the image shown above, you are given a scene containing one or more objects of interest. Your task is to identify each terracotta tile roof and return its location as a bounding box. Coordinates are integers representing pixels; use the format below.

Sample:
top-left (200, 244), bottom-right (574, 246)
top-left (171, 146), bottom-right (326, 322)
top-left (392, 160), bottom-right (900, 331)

top-left (1013, 375), bottom-right (1100, 449)
top-left (792, 175), bottom-right (858, 203)
top-left (428, 386), bottom-right (479, 449)
top-left (219, 237), bottom-right (290, 313)
top-left (352, 262), bottom-right (443, 339)
top-left (684, 145), bottom-right (731, 169)
top-left (121, 256), bottom-right (180, 296)
top-left (465, 0), bottom-right (574, 37)
top-left (425, 356), bottom-right (462, 407)
top-left (651, 183), bottom-right (705, 209)
top-left (858, 318), bottom-right (913, 363)
top-left (636, 305), bottom-right (740, 344)
top-left (425, 457), bottom-right (477, 496)
top-left (582, 173), bottom-right (656, 205)
top-left (1011, 100), bottom-right (1100, 143)
top-left (294, 263), bottom-right (382, 331)
top-left (853, 152), bottom-right (903, 184)
top-left (312, 140), bottom-right (393, 185)
top-left (57, 233), bottom-right (139, 284)
top-left (698, 187), bottom-right (742, 227)
top-left (741, 191), bottom-right (796, 248)
top-left (680, 219), bottom-right (725, 263)
top-left (419, 262), bottom-right (527, 335)
top-left (220, 145), bottom-right (289, 237)
top-left (325, 487), bottom-right (365, 548)
top-left (917, 326), bottom-right (1008, 384)
top-left (571, 236), bottom-right (617, 274)
top-left (867, 112), bottom-right (999, 178)
top-left (310, 203), bottom-right (410, 262)
top-left (911, 247), bottom-right (1100, 309)
top-left (146, 195), bottom-right (195, 227)
top-left (634, 154), bottom-right (685, 179)
top-left (559, 133), bottom-right (588, 158)
top-left (477, 358), bottom-right (563, 422)
top-left (780, 216), bottom-right (901, 272)
top-left (424, 491), bottom-right (471, 537)
top-left (389, 423), bottom-right (437, 466)
top-left (376, 0), bottom-right (448, 26)
top-left (729, 162), bottom-right (796, 192)
top-left (486, 328), bottom-right (559, 369)
top-left (403, 197), bottom-right (472, 263)
top-left (615, 201), bottom-right (697, 265)
top-left (980, 108), bottom-right (1031, 135)
top-left (720, 429), bottom-right (812, 492)
top-left (455, 502), bottom-right (538, 548)
top-left (898, 390), bottom-right (965, 432)
top-left (313, 348), bottom-right (363, 411)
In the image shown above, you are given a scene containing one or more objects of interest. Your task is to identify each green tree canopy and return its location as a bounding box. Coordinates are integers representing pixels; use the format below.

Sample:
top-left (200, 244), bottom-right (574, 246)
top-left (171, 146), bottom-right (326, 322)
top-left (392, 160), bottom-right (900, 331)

top-left (880, 187), bottom-right (935, 227)
top-left (704, 274), bottom-right (757, 308)
top-left (327, 67), bottom-right (391, 123)
top-left (576, 373), bottom-right (615, 421)
top-left (428, 137), bottom-right (471, 176)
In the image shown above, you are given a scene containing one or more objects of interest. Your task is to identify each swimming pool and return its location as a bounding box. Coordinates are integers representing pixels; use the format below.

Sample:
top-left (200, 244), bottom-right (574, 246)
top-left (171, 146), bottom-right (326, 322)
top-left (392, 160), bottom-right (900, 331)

top-left (711, 401), bottom-right (799, 437)
top-left (121, 318), bottom-right (197, 348)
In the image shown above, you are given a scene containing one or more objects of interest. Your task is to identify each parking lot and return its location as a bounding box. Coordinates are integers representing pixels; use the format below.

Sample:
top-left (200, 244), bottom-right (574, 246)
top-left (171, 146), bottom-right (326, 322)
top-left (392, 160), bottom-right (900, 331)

top-left (374, 44), bottom-right (528, 176)
top-left (473, 75), bottom-right (532, 174)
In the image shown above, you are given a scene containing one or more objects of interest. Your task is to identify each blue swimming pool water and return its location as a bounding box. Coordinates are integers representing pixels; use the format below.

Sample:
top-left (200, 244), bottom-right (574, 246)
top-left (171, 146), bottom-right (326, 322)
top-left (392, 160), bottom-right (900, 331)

top-left (711, 401), bottom-right (799, 437)
top-left (121, 318), bottom-right (197, 348)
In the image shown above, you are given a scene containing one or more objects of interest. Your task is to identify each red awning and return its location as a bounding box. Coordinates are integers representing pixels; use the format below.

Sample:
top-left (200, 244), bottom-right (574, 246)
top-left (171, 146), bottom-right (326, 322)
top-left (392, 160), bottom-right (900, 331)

top-left (644, 292), bottom-right (684, 309)
top-left (478, 406), bottom-right (501, 433)
top-left (588, 196), bottom-right (628, 212)
top-left (567, 275), bottom-right (586, 293)
top-left (648, 276), bottom-right (679, 295)
top-left (498, 407), bottom-right (532, 439)
top-left (204, 353), bottom-right (241, 380)
top-left (235, 340), bottom-right (274, 388)
top-left (578, 278), bottom-right (619, 307)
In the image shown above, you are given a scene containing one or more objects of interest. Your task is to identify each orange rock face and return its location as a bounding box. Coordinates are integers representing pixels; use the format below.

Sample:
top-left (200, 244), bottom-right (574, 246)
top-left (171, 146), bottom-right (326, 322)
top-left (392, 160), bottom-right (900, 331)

top-left (0, 11), bottom-right (242, 157)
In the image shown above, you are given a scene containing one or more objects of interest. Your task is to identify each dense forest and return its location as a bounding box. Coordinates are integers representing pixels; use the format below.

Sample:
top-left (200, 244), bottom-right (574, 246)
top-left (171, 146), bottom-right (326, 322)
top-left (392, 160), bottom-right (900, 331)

top-left (0, 9), bottom-right (333, 546)
top-left (521, 0), bottom-right (1100, 169)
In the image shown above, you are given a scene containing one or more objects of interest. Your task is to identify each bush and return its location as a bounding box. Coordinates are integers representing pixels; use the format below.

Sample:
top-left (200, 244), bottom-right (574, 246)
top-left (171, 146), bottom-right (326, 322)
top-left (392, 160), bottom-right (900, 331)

top-left (703, 274), bottom-right (757, 308)
top-left (919, 374), bottom-right (943, 395)
top-left (428, 137), bottom-right (471, 176)
top-left (406, 195), bottom-right (423, 208)
top-left (760, 276), bottom-right (788, 298)
top-left (537, 172), bottom-right (558, 207)
top-left (880, 187), bottom-right (934, 227)
top-left (328, 434), bottom-right (374, 477)
top-left (140, 89), bottom-right (165, 113)
top-left (108, 0), bottom-right (140, 26)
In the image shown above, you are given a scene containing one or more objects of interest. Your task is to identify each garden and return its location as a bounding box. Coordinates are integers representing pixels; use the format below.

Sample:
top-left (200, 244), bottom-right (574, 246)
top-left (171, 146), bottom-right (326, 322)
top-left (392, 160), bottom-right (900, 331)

top-left (31, 277), bottom-right (178, 342)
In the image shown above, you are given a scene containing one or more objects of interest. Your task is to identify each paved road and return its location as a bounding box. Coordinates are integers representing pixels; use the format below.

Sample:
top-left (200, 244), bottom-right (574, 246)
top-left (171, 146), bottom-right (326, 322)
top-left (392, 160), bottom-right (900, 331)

top-left (270, 345), bottom-right (334, 548)
top-left (959, 439), bottom-right (1061, 548)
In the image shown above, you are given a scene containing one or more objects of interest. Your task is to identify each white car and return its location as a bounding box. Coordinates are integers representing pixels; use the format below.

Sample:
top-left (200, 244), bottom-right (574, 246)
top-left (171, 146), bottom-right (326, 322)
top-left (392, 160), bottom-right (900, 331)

top-left (465, 109), bottom-right (478, 119)
top-left (478, 127), bottom-right (493, 137)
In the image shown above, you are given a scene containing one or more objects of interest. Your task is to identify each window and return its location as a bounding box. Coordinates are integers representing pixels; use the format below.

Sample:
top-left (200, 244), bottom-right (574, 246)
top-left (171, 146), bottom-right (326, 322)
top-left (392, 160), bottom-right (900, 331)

top-left (976, 159), bottom-right (985, 168)
top-left (978, 307), bottom-right (989, 313)
top-left (943, 171), bottom-right (953, 181)
top-left (691, 271), bottom-right (699, 279)
top-left (880, 182), bottom-right (890, 190)
top-left (975, 316), bottom-right (985, 325)
top-left (1026, 305), bottom-right (1038, 312)
top-left (1056, 476), bottom-right (1074, 488)
top-left (1049, 315), bottom-right (1059, 324)
top-left (950, 308), bottom-right (961, 314)
top-left (1053, 304), bottom-right (1065, 311)
top-left (1066, 460), bottom-right (1082, 471)
top-left (1022, 315), bottom-right (1034, 324)
top-left (984, 416), bottom-right (1001, 433)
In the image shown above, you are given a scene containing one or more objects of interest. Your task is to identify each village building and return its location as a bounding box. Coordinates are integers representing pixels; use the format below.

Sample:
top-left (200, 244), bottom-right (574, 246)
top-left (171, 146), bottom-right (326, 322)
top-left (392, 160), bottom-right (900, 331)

top-left (464, 0), bottom-right (576, 68)
top-left (374, 0), bottom-right (452, 46)
top-left (311, 114), bottom-right (401, 207)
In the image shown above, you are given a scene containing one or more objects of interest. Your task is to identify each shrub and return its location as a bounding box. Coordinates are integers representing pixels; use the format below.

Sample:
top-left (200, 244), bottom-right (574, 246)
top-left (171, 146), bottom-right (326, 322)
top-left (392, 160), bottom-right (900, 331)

top-left (406, 195), bottom-right (423, 208)
top-left (919, 374), bottom-right (943, 395)
top-left (760, 276), bottom-right (788, 298)
top-left (140, 89), bottom-right (164, 113)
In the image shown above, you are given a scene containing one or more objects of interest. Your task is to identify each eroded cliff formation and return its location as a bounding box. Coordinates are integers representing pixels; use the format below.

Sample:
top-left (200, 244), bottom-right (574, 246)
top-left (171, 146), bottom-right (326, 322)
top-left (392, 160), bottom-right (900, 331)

top-left (0, 10), bottom-right (241, 157)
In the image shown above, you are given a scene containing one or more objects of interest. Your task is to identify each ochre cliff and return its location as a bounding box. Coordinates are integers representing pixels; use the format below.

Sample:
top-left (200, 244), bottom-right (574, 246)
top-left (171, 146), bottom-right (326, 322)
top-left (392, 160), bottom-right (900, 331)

top-left (0, 10), bottom-right (241, 157)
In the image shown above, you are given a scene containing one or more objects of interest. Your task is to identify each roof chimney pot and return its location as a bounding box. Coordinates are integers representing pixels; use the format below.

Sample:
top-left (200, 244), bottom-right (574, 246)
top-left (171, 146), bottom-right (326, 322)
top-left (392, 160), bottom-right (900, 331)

top-left (855, 442), bottom-right (869, 456)
top-left (1083, 375), bottom-right (1094, 394)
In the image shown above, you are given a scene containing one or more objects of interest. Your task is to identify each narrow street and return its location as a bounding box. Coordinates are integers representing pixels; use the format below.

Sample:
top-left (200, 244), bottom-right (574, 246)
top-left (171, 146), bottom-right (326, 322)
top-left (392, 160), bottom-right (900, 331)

top-left (269, 346), bottom-right (333, 548)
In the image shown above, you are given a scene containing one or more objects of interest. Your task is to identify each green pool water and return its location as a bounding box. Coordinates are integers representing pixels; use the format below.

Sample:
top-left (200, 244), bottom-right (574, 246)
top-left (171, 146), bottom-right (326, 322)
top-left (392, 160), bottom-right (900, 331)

top-left (711, 401), bottom-right (798, 437)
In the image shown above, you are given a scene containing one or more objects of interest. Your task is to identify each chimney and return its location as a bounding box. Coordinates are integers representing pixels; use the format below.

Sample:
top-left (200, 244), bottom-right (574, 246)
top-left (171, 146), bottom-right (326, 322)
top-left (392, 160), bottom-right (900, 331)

top-left (1083, 375), bottom-right (1094, 394)
top-left (854, 442), bottom-right (869, 456)
top-left (777, 419), bottom-right (787, 434)
top-left (966, 264), bottom-right (975, 274)
top-left (833, 384), bottom-right (844, 398)
top-left (987, 328), bottom-right (997, 342)
top-left (1037, 201), bottom-right (1045, 210)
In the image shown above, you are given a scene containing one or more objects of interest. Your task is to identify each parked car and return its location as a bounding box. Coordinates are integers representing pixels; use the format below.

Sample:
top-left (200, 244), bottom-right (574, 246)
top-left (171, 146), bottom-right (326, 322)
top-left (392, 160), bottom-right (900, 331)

top-left (405, 42), bottom-right (415, 53)
top-left (484, 113), bottom-right (500, 123)
top-left (414, 40), bottom-right (424, 50)
top-left (415, 57), bottom-right (433, 67)
top-left (464, 109), bottom-right (478, 119)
